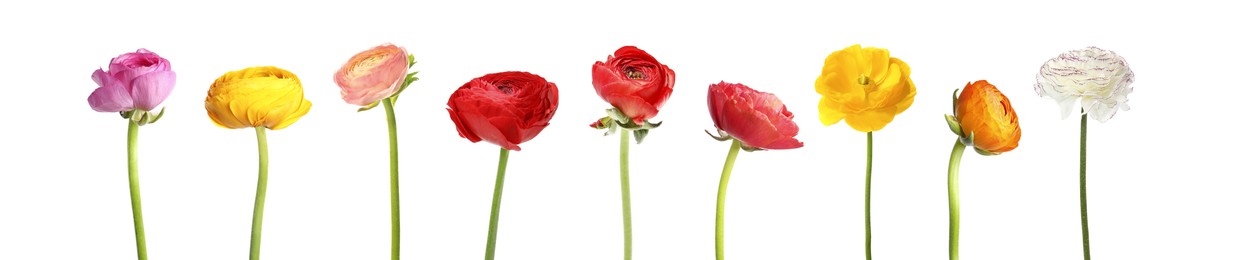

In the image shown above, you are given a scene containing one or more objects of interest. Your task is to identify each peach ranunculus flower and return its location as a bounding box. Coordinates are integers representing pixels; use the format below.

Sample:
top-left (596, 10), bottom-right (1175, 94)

top-left (334, 44), bottom-right (412, 110)
top-left (814, 44), bottom-right (916, 132)
top-left (946, 80), bottom-right (1022, 155)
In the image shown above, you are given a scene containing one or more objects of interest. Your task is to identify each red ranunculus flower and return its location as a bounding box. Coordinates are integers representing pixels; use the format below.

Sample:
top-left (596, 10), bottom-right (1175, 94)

top-left (447, 71), bottom-right (559, 151)
top-left (592, 46), bottom-right (675, 124)
top-left (708, 81), bottom-right (803, 150)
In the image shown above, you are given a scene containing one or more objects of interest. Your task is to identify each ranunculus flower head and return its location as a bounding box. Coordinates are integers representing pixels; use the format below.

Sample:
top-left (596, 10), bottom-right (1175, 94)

top-left (205, 66), bottom-right (313, 130)
top-left (87, 48), bottom-right (177, 114)
top-left (1034, 46), bottom-right (1134, 123)
top-left (334, 44), bottom-right (410, 107)
top-left (447, 71), bottom-right (559, 151)
top-left (707, 81), bottom-right (803, 150)
top-left (814, 44), bottom-right (916, 132)
top-left (946, 80), bottom-right (1021, 155)
top-left (592, 46), bottom-right (676, 125)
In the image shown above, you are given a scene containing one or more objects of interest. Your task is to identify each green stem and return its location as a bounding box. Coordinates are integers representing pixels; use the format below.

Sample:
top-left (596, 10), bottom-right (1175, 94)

top-left (485, 148), bottom-right (510, 260)
top-left (250, 126), bottom-right (269, 260)
top-left (619, 129), bottom-right (633, 260)
top-left (126, 121), bottom-right (148, 260)
top-left (715, 139), bottom-right (742, 260)
top-left (865, 132), bottom-right (873, 260)
top-left (1080, 114), bottom-right (1090, 260)
top-left (383, 99), bottom-right (401, 260)
top-left (947, 139), bottom-right (965, 260)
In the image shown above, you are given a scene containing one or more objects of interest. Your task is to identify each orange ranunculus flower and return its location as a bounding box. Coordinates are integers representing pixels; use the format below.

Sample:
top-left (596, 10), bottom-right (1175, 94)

top-left (948, 80), bottom-right (1021, 155)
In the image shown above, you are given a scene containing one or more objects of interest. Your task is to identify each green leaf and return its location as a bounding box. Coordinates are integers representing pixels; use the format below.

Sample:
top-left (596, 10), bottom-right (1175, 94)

top-left (407, 53), bottom-right (417, 68)
top-left (633, 129), bottom-right (649, 144)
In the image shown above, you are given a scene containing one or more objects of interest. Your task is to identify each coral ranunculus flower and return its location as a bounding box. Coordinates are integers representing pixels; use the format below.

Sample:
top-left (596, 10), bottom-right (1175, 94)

top-left (707, 81), bottom-right (803, 150)
top-left (446, 71), bottom-right (559, 151)
top-left (949, 80), bottom-right (1022, 155)
top-left (205, 66), bottom-right (313, 130)
top-left (334, 44), bottom-right (410, 107)
top-left (815, 44), bottom-right (916, 132)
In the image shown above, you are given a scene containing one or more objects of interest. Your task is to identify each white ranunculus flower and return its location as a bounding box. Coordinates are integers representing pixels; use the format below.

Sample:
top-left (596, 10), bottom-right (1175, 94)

top-left (1034, 47), bottom-right (1135, 123)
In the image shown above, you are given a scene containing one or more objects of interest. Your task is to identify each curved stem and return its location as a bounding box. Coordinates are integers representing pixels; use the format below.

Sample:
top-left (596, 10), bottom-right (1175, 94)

top-left (1080, 114), bottom-right (1090, 260)
top-left (715, 139), bottom-right (742, 260)
top-left (865, 132), bottom-right (873, 260)
top-left (250, 126), bottom-right (269, 260)
top-left (485, 148), bottom-right (510, 260)
top-left (619, 129), bottom-right (633, 260)
top-left (947, 140), bottom-right (965, 260)
top-left (126, 121), bottom-right (148, 260)
top-left (382, 99), bottom-right (401, 260)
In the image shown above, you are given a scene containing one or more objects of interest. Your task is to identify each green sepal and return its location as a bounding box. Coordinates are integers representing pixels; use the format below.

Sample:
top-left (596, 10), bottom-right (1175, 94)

top-left (961, 131), bottom-right (976, 147)
top-left (633, 129), bottom-right (650, 144)
top-left (974, 147), bottom-right (1000, 156)
top-left (357, 101), bottom-right (382, 112)
top-left (952, 88), bottom-right (960, 113)
top-left (407, 53), bottom-right (417, 68)
top-left (606, 108), bottom-right (631, 125)
top-left (389, 71), bottom-right (420, 104)
top-left (706, 129), bottom-right (732, 142)
top-left (740, 143), bottom-right (764, 152)
top-left (146, 107), bottom-right (166, 125)
top-left (945, 114), bottom-right (963, 137)
top-left (604, 121), bottom-right (618, 136)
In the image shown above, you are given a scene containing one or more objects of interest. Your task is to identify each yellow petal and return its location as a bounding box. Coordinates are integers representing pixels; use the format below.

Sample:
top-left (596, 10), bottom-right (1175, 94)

top-left (892, 58), bottom-right (916, 114)
top-left (818, 97), bottom-right (845, 126)
top-left (843, 106), bottom-right (897, 132)
top-left (862, 47), bottom-right (891, 85)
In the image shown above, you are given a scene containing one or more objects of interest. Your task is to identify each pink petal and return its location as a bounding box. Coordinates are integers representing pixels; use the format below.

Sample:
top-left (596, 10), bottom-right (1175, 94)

top-left (129, 71), bottom-right (176, 111)
top-left (87, 85), bottom-right (133, 112)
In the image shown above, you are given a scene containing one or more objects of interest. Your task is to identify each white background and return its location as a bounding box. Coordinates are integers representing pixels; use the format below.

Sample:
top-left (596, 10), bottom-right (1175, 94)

top-left (1, 0), bottom-right (1235, 259)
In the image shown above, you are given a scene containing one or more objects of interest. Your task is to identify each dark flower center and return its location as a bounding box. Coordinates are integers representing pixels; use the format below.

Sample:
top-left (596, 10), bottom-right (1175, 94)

top-left (857, 75), bottom-right (871, 86)
top-left (498, 84), bottom-right (514, 95)
top-left (624, 67), bottom-right (645, 80)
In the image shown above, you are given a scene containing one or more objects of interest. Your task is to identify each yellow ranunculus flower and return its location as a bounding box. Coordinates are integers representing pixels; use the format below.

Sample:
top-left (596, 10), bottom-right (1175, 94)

top-left (814, 44), bottom-right (916, 132)
top-left (205, 66), bottom-right (312, 130)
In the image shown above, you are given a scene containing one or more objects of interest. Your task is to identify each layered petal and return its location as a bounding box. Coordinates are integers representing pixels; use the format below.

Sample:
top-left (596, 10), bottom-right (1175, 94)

top-left (87, 69), bottom-right (134, 112)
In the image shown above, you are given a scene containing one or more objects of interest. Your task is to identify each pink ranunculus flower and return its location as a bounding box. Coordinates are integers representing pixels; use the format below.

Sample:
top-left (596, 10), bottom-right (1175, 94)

top-left (707, 81), bottom-right (804, 150)
top-left (87, 49), bottom-right (177, 112)
top-left (334, 44), bottom-right (410, 106)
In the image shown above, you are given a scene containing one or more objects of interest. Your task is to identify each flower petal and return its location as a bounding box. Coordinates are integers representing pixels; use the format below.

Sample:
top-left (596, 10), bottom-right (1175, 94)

top-left (129, 71), bottom-right (176, 111)
top-left (817, 98), bottom-right (845, 126)
top-left (842, 107), bottom-right (897, 132)
top-left (87, 84), bottom-right (133, 112)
